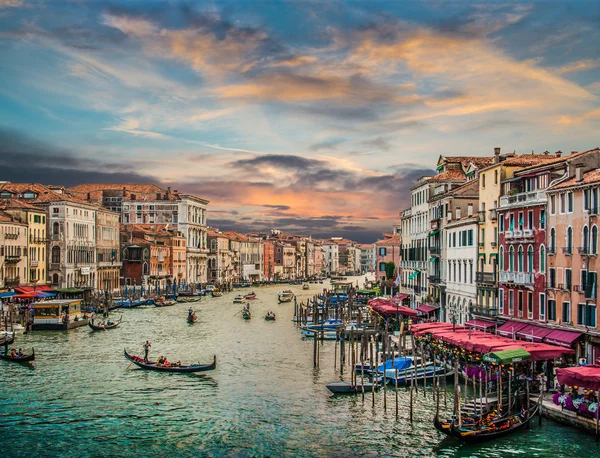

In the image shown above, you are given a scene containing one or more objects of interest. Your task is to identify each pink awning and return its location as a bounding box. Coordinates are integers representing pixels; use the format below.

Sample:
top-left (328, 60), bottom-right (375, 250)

top-left (369, 299), bottom-right (418, 317)
top-left (496, 321), bottom-right (528, 337)
top-left (465, 319), bottom-right (497, 330)
top-left (392, 294), bottom-right (409, 302)
top-left (516, 324), bottom-right (554, 342)
top-left (556, 365), bottom-right (600, 390)
top-left (544, 329), bottom-right (582, 348)
top-left (416, 304), bottom-right (439, 314)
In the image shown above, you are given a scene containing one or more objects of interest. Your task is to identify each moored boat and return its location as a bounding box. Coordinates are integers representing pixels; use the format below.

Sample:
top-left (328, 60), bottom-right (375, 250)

top-left (233, 295), bottom-right (244, 304)
top-left (382, 363), bottom-right (448, 384)
top-left (326, 381), bottom-right (379, 394)
top-left (278, 291), bottom-right (294, 303)
top-left (0, 348), bottom-right (35, 362)
top-left (0, 334), bottom-right (15, 346)
top-left (302, 283), bottom-right (309, 290)
top-left (89, 316), bottom-right (122, 331)
top-left (124, 349), bottom-right (216, 373)
top-left (244, 292), bottom-right (257, 300)
top-left (211, 291), bottom-right (223, 298)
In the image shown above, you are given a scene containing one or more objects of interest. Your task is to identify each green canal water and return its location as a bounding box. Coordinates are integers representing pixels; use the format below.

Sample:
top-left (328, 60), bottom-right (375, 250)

top-left (1, 278), bottom-right (597, 457)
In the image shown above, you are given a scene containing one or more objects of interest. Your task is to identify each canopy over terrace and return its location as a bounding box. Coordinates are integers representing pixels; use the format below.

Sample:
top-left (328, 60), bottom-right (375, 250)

top-left (413, 325), bottom-right (574, 361)
top-left (556, 365), bottom-right (600, 391)
top-left (368, 299), bottom-right (418, 317)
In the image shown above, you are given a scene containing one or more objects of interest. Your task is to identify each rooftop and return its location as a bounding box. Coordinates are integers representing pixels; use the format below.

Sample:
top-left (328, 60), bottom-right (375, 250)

top-left (549, 169), bottom-right (600, 190)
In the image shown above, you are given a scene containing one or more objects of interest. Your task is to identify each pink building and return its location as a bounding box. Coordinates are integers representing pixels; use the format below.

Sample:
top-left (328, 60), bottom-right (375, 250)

top-left (374, 234), bottom-right (401, 282)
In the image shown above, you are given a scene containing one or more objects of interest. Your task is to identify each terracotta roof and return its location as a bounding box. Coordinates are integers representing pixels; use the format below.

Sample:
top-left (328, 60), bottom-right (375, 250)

top-left (0, 211), bottom-right (27, 225)
top-left (129, 236), bottom-right (150, 245)
top-left (376, 235), bottom-right (401, 246)
top-left (0, 183), bottom-right (104, 208)
top-left (359, 243), bottom-right (374, 249)
top-left (549, 169), bottom-right (600, 190)
top-left (446, 178), bottom-right (479, 196)
top-left (68, 183), bottom-right (166, 194)
top-left (429, 169), bottom-right (467, 181)
top-left (444, 156), bottom-right (495, 169)
top-left (0, 198), bottom-right (43, 211)
top-left (499, 154), bottom-right (560, 167)
top-left (516, 149), bottom-right (598, 174)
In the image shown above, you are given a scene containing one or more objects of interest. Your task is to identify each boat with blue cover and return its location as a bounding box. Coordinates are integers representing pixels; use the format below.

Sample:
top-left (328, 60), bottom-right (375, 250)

top-left (355, 356), bottom-right (415, 375)
top-left (380, 363), bottom-right (448, 384)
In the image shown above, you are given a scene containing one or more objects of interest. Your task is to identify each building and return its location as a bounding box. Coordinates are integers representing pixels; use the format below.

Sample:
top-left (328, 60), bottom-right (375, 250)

top-left (1, 199), bottom-right (47, 286)
top-left (546, 148), bottom-right (600, 362)
top-left (374, 234), bottom-right (401, 283)
top-left (263, 240), bottom-right (275, 281)
top-left (0, 211), bottom-right (28, 289)
top-left (322, 241), bottom-right (339, 276)
top-left (359, 243), bottom-right (376, 275)
top-left (95, 208), bottom-right (121, 292)
top-left (445, 212), bottom-right (479, 325)
top-left (207, 230), bottom-right (235, 288)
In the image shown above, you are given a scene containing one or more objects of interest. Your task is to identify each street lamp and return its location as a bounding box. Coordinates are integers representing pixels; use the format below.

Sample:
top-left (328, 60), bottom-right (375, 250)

top-left (449, 302), bottom-right (457, 332)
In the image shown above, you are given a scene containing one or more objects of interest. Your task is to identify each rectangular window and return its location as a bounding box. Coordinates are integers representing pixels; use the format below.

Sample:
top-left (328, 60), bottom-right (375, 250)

top-left (379, 262), bottom-right (386, 272)
top-left (548, 299), bottom-right (556, 321)
top-left (584, 189), bottom-right (590, 211)
top-left (518, 212), bottom-right (524, 229)
top-left (567, 192), bottom-right (574, 213)
top-left (509, 290), bottom-right (514, 315)
top-left (582, 269), bottom-right (588, 292)
top-left (499, 288), bottom-right (504, 313)
top-left (559, 194), bottom-right (566, 213)
top-left (528, 291), bottom-right (534, 315)
top-left (565, 269), bottom-right (572, 290)
top-left (482, 174), bottom-right (486, 188)
top-left (588, 305), bottom-right (597, 328)
top-left (453, 233), bottom-right (456, 247)
top-left (509, 214), bottom-right (515, 231)
top-left (499, 215), bottom-right (504, 232)
top-left (468, 229), bottom-right (473, 246)
top-left (33, 215), bottom-right (41, 223)
top-left (518, 291), bottom-right (523, 313)
top-left (540, 210), bottom-right (546, 229)
top-left (578, 303), bottom-right (585, 325)
top-left (379, 247), bottom-right (387, 256)
top-left (562, 302), bottom-right (570, 323)
top-left (481, 228), bottom-right (485, 246)
top-left (539, 293), bottom-right (545, 321)
top-left (549, 268), bottom-right (556, 288)
top-left (550, 195), bottom-right (556, 214)
top-left (528, 211), bottom-right (533, 230)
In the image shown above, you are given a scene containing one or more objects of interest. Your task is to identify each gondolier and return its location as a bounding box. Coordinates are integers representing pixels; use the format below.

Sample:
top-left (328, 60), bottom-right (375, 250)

top-left (143, 341), bottom-right (151, 361)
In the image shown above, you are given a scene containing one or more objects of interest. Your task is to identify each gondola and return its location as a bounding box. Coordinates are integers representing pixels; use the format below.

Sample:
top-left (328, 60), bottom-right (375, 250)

top-left (448, 403), bottom-right (539, 443)
top-left (187, 313), bottom-right (198, 323)
top-left (242, 309), bottom-right (251, 320)
top-left (124, 349), bottom-right (216, 373)
top-left (0, 334), bottom-right (15, 346)
top-left (88, 316), bottom-right (122, 331)
top-left (326, 381), bottom-right (379, 394)
top-left (211, 291), bottom-right (223, 298)
top-left (264, 312), bottom-right (276, 321)
top-left (0, 348), bottom-right (35, 362)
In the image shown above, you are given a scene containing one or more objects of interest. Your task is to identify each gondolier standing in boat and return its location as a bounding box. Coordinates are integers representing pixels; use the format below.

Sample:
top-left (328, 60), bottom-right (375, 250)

top-left (91, 313), bottom-right (96, 326)
top-left (188, 307), bottom-right (193, 316)
top-left (143, 341), bottom-right (151, 361)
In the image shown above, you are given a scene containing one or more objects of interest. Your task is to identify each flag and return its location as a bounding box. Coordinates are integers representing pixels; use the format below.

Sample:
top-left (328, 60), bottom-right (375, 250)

top-left (394, 270), bottom-right (401, 287)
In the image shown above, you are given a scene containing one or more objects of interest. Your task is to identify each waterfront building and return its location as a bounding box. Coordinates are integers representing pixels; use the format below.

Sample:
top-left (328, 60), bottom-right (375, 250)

top-left (359, 243), bottom-right (376, 275)
top-left (1, 199), bottom-right (47, 286)
top-left (305, 239), bottom-right (316, 278)
top-left (165, 230), bottom-right (186, 284)
top-left (546, 148), bottom-right (600, 361)
top-left (95, 208), bottom-right (121, 292)
top-left (399, 208), bottom-right (412, 296)
top-left (207, 230), bottom-right (235, 288)
top-left (336, 239), bottom-right (361, 276)
top-left (240, 234), bottom-right (264, 283)
top-left (374, 234), bottom-right (401, 283)
top-left (282, 244), bottom-right (296, 279)
top-left (263, 240), bottom-right (275, 281)
top-left (322, 241), bottom-right (339, 276)
top-left (313, 242), bottom-right (326, 277)
top-left (0, 211), bottom-right (28, 289)
top-left (445, 211), bottom-right (479, 325)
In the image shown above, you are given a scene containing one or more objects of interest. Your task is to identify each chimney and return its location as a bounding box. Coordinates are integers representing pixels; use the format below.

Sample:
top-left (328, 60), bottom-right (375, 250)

top-left (87, 192), bottom-right (91, 200)
top-left (467, 204), bottom-right (473, 216)
top-left (156, 193), bottom-right (161, 200)
top-left (494, 147), bottom-right (501, 163)
top-left (571, 151), bottom-right (578, 155)
top-left (576, 165), bottom-right (584, 183)
top-left (555, 151), bottom-right (562, 158)
top-left (131, 194), bottom-right (136, 200)
top-left (455, 207), bottom-right (461, 219)
top-left (167, 186), bottom-right (172, 194)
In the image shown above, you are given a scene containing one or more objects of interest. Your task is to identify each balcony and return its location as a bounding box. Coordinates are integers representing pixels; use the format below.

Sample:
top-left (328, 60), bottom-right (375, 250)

top-left (513, 229), bottom-right (523, 238)
top-left (504, 231), bottom-right (513, 239)
top-left (491, 241), bottom-right (498, 248)
top-left (523, 229), bottom-right (534, 237)
top-left (4, 256), bottom-right (21, 264)
top-left (478, 242), bottom-right (485, 248)
top-left (428, 275), bottom-right (441, 284)
top-left (478, 211), bottom-right (486, 223)
top-left (489, 209), bottom-right (498, 221)
top-left (499, 271), bottom-right (534, 285)
top-left (4, 233), bottom-right (18, 240)
top-left (470, 304), bottom-right (499, 318)
top-left (499, 190), bottom-right (547, 209)
top-left (547, 247), bottom-right (556, 255)
top-left (590, 207), bottom-right (598, 216)
top-left (476, 271), bottom-right (497, 284)
top-left (50, 263), bottom-right (62, 270)
top-left (562, 247), bottom-right (573, 256)
top-left (578, 247), bottom-right (591, 255)
top-left (4, 276), bottom-right (20, 286)
top-left (51, 234), bottom-right (61, 240)
top-left (30, 260), bottom-right (39, 267)
top-left (429, 246), bottom-right (441, 256)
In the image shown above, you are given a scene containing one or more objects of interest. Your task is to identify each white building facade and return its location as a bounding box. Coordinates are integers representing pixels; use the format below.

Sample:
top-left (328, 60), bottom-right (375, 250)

top-left (177, 194), bottom-right (209, 285)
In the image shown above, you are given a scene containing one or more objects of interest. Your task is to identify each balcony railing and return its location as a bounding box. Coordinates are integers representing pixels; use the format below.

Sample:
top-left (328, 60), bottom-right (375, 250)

top-left (429, 246), bottom-right (441, 256)
top-left (470, 304), bottom-right (499, 318)
top-left (489, 209), bottom-right (498, 221)
top-left (523, 229), bottom-right (534, 237)
top-left (52, 234), bottom-right (61, 240)
top-left (491, 241), bottom-right (497, 248)
top-left (499, 271), bottom-right (535, 285)
top-left (4, 233), bottom-right (18, 240)
top-left (562, 247), bottom-right (573, 255)
top-left (478, 242), bottom-right (485, 248)
top-left (476, 271), bottom-right (497, 284)
top-left (499, 190), bottom-right (547, 209)
top-left (505, 231), bottom-right (513, 239)
top-left (590, 207), bottom-right (598, 216)
top-left (30, 260), bottom-right (39, 267)
top-left (578, 247), bottom-right (590, 255)
top-left (4, 256), bottom-right (21, 263)
top-left (50, 262), bottom-right (62, 270)
top-left (4, 277), bottom-right (20, 286)
top-left (548, 247), bottom-right (556, 255)
top-left (428, 275), bottom-right (441, 284)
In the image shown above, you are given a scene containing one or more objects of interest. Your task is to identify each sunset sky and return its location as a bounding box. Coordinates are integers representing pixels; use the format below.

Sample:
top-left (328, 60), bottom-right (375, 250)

top-left (1, 1), bottom-right (598, 242)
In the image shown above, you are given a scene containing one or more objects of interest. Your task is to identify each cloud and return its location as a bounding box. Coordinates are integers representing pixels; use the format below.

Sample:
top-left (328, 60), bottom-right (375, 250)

top-left (0, 0), bottom-right (23, 7)
top-left (260, 204), bottom-right (291, 211)
top-left (230, 154), bottom-right (325, 171)
top-left (556, 60), bottom-right (600, 74)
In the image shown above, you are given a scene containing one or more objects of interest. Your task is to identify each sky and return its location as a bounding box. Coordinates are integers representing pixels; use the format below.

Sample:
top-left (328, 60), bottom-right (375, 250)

top-left (0, 0), bottom-right (598, 242)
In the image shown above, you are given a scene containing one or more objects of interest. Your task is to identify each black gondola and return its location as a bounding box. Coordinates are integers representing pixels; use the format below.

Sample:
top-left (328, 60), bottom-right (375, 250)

top-left (123, 349), bottom-right (216, 373)
top-left (0, 335), bottom-right (15, 346)
top-left (448, 403), bottom-right (539, 443)
top-left (187, 313), bottom-right (198, 323)
top-left (242, 309), bottom-right (251, 320)
top-left (0, 348), bottom-right (35, 362)
top-left (88, 316), bottom-right (122, 331)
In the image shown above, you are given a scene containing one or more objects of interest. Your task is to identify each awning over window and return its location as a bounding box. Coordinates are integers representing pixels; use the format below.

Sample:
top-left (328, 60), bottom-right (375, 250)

top-left (544, 329), bottom-right (582, 348)
top-left (496, 321), bottom-right (528, 337)
top-left (516, 324), bottom-right (554, 342)
top-left (428, 229), bottom-right (439, 237)
top-left (408, 271), bottom-right (420, 280)
top-left (416, 304), bottom-right (439, 314)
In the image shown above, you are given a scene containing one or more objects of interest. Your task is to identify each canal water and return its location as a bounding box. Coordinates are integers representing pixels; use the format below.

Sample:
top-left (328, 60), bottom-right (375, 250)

top-left (0, 277), bottom-right (596, 457)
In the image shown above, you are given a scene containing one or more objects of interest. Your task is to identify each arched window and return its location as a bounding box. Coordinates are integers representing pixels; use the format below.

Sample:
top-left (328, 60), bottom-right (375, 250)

top-left (518, 246), bottom-right (524, 272)
top-left (528, 245), bottom-right (534, 273)
top-left (566, 227), bottom-right (573, 252)
top-left (583, 225), bottom-right (589, 252)
top-left (499, 246), bottom-right (504, 270)
top-left (550, 228), bottom-right (556, 252)
top-left (143, 248), bottom-right (149, 260)
top-left (53, 221), bottom-right (60, 235)
top-left (593, 226), bottom-right (598, 254)
top-left (51, 246), bottom-right (60, 264)
top-left (540, 245), bottom-right (546, 273)
top-left (143, 262), bottom-right (149, 275)
top-left (509, 246), bottom-right (515, 271)
top-left (52, 273), bottom-right (59, 285)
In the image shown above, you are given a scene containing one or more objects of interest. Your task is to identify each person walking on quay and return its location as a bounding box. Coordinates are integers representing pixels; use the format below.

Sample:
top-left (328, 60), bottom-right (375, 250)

top-left (143, 341), bottom-right (151, 361)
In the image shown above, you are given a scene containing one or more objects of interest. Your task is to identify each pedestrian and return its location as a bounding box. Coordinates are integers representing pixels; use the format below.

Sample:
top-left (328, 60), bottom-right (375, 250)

top-left (143, 341), bottom-right (151, 361)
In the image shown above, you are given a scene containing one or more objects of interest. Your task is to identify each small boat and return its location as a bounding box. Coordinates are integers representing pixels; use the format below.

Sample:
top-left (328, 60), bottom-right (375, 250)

top-left (89, 316), bottom-right (122, 331)
top-left (300, 327), bottom-right (339, 340)
top-left (154, 299), bottom-right (176, 307)
top-left (242, 309), bottom-right (251, 320)
top-left (233, 295), bottom-right (244, 304)
top-left (124, 349), bottom-right (216, 373)
top-left (187, 313), bottom-right (198, 323)
top-left (382, 363), bottom-right (448, 384)
top-left (0, 348), bottom-right (35, 362)
top-left (302, 283), bottom-right (309, 290)
top-left (448, 403), bottom-right (539, 443)
top-left (244, 292), bottom-right (257, 300)
top-left (265, 312), bottom-right (276, 321)
top-left (278, 291), bottom-right (294, 303)
top-left (211, 291), bottom-right (223, 298)
top-left (0, 334), bottom-right (15, 346)
top-left (355, 356), bottom-right (415, 375)
top-left (326, 381), bottom-right (379, 394)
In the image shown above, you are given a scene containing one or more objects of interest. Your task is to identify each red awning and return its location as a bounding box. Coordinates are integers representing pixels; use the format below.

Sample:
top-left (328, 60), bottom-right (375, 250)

top-left (496, 321), bottom-right (528, 337)
top-left (369, 299), bottom-right (418, 317)
top-left (392, 294), bottom-right (409, 302)
top-left (544, 329), bottom-right (582, 348)
top-left (465, 319), bottom-right (497, 330)
top-left (556, 364), bottom-right (600, 390)
top-left (13, 293), bottom-right (39, 298)
top-left (416, 304), bottom-right (439, 314)
top-left (14, 286), bottom-right (52, 293)
top-left (516, 324), bottom-right (554, 342)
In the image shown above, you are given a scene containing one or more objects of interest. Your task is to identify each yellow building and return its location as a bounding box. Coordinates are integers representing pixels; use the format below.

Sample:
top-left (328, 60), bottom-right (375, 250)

top-left (0, 199), bottom-right (47, 285)
top-left (475, 149), bottom-right (557, 318)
